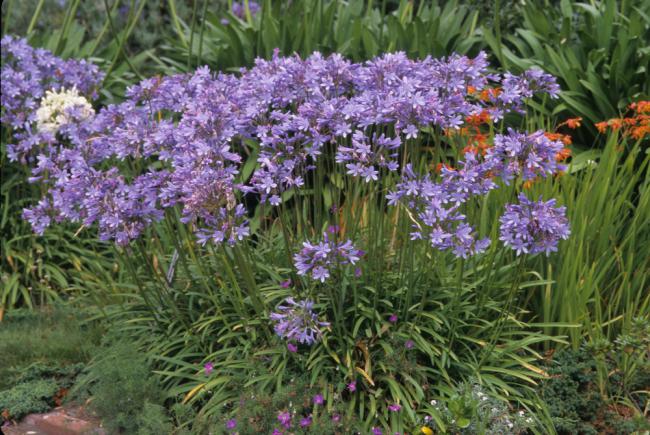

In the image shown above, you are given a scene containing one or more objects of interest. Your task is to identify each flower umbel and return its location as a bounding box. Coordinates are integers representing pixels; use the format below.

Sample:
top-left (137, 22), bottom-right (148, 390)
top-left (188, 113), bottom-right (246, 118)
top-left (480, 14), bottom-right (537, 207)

top-left (293, 231), bottom-right (362, 282)
top-left (270, 298), bottom-right (329, 345)
top-left (499, 194), bottom-right (570, 256)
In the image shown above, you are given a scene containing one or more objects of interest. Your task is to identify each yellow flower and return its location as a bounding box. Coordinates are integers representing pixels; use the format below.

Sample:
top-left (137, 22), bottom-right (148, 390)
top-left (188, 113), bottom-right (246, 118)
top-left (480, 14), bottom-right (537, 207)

top-left (421, 427), bottom-right (434, 435)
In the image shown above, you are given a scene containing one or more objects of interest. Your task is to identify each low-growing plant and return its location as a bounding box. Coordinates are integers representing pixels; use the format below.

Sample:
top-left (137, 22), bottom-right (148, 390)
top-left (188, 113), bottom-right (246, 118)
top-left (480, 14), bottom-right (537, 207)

top-left (72, 340), bottom-right (172, 434)
top-left (539, 339), bottom-right (650, 434)
top-left (0, 362), bottom-right (84, 423)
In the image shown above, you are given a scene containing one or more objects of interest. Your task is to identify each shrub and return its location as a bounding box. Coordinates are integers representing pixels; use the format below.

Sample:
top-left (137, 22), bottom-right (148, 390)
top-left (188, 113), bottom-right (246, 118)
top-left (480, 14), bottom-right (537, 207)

top-left (73, 341), bottom-right (171, 434)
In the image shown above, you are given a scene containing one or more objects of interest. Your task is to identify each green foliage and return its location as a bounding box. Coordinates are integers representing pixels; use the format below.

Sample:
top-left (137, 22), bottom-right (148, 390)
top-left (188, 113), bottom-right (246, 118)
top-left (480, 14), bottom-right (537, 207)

top-left (156, 0), bottom-right (484, 74)
top-left (530, 136), bottom-right (650, 345)
top-left (73, 340), bottom-right (171, 434)
top-left (202, 376), bottom-right (361, 434)
top-left (0, 362), bottom-right (84, 422)
top-left (0, 307), bottom-right (102, 390)
top-left (539, 343), bottom-right (650, 434)
top-left (0, 379), bottom-right (60, 421)
top-left (484, 0), bottom-right (650, 145)
top-left (424, 381), bottom-right (535, 434)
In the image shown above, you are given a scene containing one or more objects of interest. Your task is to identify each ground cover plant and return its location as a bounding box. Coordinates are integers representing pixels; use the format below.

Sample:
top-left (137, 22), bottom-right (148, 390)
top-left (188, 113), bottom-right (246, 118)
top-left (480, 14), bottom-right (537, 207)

top-left (1, 1), bottom-right (649, 434)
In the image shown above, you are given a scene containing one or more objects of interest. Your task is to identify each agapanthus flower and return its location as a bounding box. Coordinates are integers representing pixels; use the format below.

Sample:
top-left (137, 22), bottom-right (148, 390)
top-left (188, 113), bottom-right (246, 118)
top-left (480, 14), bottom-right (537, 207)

top-left (488, 129), bottom-right (565, 182)
top-left (231, 1), bottom-right (260, 20)
top-left (335, 130), bottom-right (401, 182)
top-left (387, 164), bottom-right (490, 258)
top-left (294, 232), bottom-right (362, 282)
top-left (270, 298), bottom-right (329, 345)
top-left (499, 194), bottom-right (570, 255)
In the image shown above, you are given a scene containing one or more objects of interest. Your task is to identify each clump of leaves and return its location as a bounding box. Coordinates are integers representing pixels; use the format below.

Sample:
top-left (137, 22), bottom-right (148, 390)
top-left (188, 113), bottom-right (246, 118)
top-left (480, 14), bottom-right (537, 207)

top-left (425, 380), bottom-right (534, 434)
top-left (0, 362), bottom-right (83, 422)
top-left (72, 340), bottom-right (172, 434)
top-left (539, 336), bottom-right (650, 435)
top-left (209, 375), bottom-right (360, 434)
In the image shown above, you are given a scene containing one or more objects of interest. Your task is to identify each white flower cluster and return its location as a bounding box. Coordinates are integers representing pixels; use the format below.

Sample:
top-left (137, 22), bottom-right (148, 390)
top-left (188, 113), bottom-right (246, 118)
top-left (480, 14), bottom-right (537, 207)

top-left (36, 87), bottom-right (94, 134)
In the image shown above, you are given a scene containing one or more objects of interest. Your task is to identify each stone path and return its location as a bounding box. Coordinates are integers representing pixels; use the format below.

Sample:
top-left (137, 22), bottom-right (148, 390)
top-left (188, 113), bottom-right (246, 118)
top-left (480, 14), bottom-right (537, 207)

top-left (1, 405), bottom-right (105, 435)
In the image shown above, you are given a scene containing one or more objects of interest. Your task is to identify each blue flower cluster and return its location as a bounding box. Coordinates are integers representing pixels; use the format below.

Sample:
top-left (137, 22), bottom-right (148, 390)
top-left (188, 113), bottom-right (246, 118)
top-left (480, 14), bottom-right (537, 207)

top-left (3, 36), bottom-right (568, 258)
top-left (269, 297), bottom-right (330, 345)
top-left (499, 194), bottom-right (570, 256)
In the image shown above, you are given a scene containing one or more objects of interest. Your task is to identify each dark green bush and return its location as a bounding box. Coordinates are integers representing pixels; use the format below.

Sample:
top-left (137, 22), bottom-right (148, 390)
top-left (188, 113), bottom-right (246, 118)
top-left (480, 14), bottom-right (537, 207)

top-left (0, 362), bottom-right (84, 422)
top-left (73, 340), bottom-right (171, 434)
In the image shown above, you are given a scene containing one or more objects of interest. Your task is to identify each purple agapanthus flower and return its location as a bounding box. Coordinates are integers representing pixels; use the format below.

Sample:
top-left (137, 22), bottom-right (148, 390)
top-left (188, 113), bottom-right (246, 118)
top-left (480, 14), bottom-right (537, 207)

top-left (499, 194), bottom-right (570, 256)
top-left (487, 129), bottom-right (565, 182)
top-left (270, 298), bottom-right (329, 345)
top-left (293, 231), bottom-right (363, 282)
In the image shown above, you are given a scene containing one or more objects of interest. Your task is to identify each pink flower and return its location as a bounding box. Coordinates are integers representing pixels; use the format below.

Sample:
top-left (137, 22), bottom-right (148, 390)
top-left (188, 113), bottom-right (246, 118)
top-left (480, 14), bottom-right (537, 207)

top-left (287, 342), bottom-right (298, 352)
top-left (388, 403), bottom-right (401, 412)
top-left (372, 427), bottom-right (383, 435)
top-left (347, 381), bottom-right (357, 392)
top-left (300, 416), bottom-right (312, 428)
top-left (226, 419), bottom-right (237, 430)
top-left (405, 340), bottom-right (414, 349)
top-left (331, 414), bottom-right (341, 423)
top-left (280, 279), bottom-right (291, 288)
top-left (204, 361), bottom-right (214, 375)
top-left (278, 411), bottom-right (291, 429)
top-left (313, 394), bottom-right (324, 405)
top-left (389, 314), bottom-right (398, 323)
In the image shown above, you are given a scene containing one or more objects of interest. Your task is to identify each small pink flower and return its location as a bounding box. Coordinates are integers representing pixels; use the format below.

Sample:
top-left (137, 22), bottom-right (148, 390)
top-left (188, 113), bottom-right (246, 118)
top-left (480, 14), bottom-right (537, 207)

top-left (347, 381), bottom-right (357, 392)
top-left (280, 279), bottom-right (291, 288)
top-left (313, 394), bottom-right (324, 405)
top-left (331, 413), bottom-right (341, 423)
top-left (389, 314), bottom-right (398, 323)
top-left (226, 419), bottom-right (237, 430)
top-left (388, 403), bottom-right (401, 412)
top-left (372, 427), bottom-right (383, 435)
top-left (405, 340), bottom-right (414, 349)
top-left (300, 416), bottom-right (312, 428)
top-left (287, 342), bottom-right (298, 352)
top-left (278, 411), bottom-right (291, 429)
top-left (204, 361), bottom-right (214, 375)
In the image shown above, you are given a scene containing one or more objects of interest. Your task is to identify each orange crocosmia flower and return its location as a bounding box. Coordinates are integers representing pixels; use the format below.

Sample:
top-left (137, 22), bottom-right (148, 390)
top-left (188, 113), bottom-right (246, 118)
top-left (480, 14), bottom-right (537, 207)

top-left (463, 145), bottom-right (478, 154)
top-left (523, 180), bottom-right (535, 190)
top-left (609, 118), bottom-right (624, 130)
top-left (565, 117), bottom-right (582, 129)
top-left (630, 101), bottom-right (650, 114)
top-left (465, 110), bottom-right (491, 126)
top-left (556, 148), bottom-right (572, 161)
top-left (467, 85), bottom-right (477, 95)
top-left (595, 121), bottom-right (608, 133)
top-left (631, 125), bottom-right (650, 140)
top-left (435, 163), bottom-right (454, 173)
